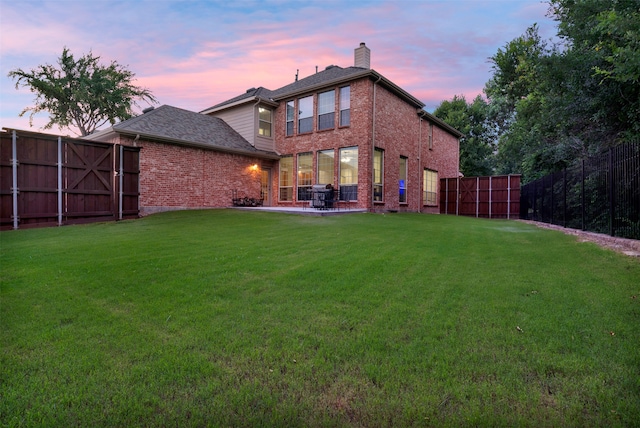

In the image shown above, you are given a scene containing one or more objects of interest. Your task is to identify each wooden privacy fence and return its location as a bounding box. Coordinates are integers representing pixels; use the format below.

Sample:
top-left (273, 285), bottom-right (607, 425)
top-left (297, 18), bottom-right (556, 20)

top-left (440, 175), bottom-right (521, 219)
top-left (1, 129), bottom-right (140, 230)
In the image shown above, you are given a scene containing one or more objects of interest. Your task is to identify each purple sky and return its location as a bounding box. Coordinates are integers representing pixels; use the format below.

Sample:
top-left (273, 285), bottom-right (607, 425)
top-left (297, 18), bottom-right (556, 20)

top-left (0, 0), bottom-right (557, 134)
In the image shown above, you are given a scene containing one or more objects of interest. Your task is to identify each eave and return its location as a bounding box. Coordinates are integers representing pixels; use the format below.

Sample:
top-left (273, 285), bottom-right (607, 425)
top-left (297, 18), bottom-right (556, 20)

top-left (200, 96), bottom-right (279, 115)
top-left (90, 127), bottom-right (281, 160)
top-left (271, 69), bottom-right (426, 109)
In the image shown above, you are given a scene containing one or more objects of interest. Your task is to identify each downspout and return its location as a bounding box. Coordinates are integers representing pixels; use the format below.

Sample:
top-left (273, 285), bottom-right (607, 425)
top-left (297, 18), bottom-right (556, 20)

top-left (418, 110), bottom-right (428, 213)
top-left (371, 76), bottom-right (382, 211)
top-left (131, 134), bottom-right (140, 215)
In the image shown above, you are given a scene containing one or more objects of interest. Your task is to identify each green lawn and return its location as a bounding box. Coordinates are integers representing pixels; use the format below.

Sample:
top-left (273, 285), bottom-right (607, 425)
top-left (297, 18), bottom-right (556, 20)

top-left (1, 210), bottom-right (639, 427)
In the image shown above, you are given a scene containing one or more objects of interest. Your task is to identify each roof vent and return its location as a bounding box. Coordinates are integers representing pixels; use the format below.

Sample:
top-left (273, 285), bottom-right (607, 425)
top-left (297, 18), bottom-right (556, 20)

top-left (246, 87), bottom-right (256, 93)
top-left (325, 65), bottom-right (337, 70)
top-left (142, 106), bottom-right (155, 114)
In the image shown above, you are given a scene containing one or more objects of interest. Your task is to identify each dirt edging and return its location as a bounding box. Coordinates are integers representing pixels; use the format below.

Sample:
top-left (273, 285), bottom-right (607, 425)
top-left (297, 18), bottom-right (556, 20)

top-left (517, 220), bottom-right (640, 258)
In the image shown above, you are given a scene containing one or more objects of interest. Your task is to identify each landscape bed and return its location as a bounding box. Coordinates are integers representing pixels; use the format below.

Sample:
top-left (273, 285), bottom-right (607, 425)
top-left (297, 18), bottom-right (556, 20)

top-left (1, 210), bottom-right (639, 427)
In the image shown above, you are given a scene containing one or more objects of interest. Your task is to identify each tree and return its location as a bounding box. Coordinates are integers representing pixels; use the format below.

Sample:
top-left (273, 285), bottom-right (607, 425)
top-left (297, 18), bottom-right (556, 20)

top-left (483, 0), bottom-right (640, 182)
top-left (433, 95), bottom-right (495, 177)
top-left (8, 47), bottom-right (157, 136)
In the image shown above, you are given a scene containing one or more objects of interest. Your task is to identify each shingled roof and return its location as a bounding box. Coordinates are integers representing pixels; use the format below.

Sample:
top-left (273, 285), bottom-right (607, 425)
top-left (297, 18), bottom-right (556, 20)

top-left (202, 64), bottom-right (425, 115)
top-left (200, 57), bottom-right (462, 138)
top-left (93, 105), bottom-right (279, 159)
top-left (202, 87), bottom-right (277, 113)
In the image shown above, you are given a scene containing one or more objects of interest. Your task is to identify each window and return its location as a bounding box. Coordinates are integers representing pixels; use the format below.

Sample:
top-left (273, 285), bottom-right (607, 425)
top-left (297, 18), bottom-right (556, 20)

top-left (298, 95), bottom-right (313, 134)
top-left (428, 123), bottom-right (433, 150)
top-left (339, 86), bottom-right (350, 126)
top-left (423, 169), bottom-right (437, 205)
top-left (286, 101), bottom-right (295, 136)
top-left (317, 149), bottom-right (334, 185)
top-left (373, 148), bottom-right (384, 202)
top-left (317, 90), bottom-right (335, 130)
top-left (258, 107), bottom-right (272, 137)
top-left (297, 152), bottom-right (313, 200)
top-left (399, 157), bottom-right (407, 203)
top-left (339, 147), bottom-right (358, 200)
top-left (279, 156), bottom-right (293, 201)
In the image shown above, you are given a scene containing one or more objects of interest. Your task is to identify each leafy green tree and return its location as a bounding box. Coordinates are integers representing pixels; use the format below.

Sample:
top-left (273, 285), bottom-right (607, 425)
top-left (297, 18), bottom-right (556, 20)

top-left (484, 24), bottom-right (557, 180)
top-left (433, 95), bottom-right (495, 177)
top-left (483, 0), bottom-right (640, 182)
top-left (8, 47), bottom-right (157, 136)
top-left (551, 0), bottom-right (640, 142)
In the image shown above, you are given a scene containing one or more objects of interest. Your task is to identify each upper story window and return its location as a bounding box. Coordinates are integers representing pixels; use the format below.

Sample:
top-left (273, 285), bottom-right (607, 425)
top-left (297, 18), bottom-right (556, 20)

top-left (339, 86), bottom-right (350, 127)
top-left (428, 123), bottom-right (433, 150)
top-left (258, 107), bottom-right (272, 137)
top-left (298, 96), bottom-right (313, 134)
top-left (286, 101), bottom-right (295, 136)
top-left (318, 90), bottom-right (335, 131)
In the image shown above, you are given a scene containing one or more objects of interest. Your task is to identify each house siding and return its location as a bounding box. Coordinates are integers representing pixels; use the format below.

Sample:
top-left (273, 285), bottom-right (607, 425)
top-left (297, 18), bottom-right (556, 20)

top-left (208, 104), bottom-right (254, 146)
top-left (210, 103), bottom-right (276, 153)
top-left (255, 134), bottom-right (274, 152)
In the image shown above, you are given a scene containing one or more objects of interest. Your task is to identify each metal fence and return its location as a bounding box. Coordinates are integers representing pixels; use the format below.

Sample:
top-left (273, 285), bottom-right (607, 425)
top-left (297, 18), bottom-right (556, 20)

top-left (520, 142), bottom-right (640, 240)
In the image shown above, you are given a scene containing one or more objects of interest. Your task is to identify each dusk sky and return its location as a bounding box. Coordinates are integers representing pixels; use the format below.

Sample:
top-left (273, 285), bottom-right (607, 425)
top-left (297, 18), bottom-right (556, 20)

top-left (1, 0), bottom-right (557, 134)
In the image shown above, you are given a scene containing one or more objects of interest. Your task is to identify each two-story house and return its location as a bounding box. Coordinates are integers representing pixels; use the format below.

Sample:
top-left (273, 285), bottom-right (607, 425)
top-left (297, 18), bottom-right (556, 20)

top-left (88, 43), bottom-right (462, 215)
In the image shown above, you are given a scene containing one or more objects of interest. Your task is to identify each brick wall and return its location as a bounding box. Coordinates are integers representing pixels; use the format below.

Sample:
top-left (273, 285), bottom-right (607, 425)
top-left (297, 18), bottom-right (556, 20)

top-left (274, 78), bottom-right (372, 208)
top-left (118, 136), bottom-right (265, 215)
top-left (273, 77), bottom-right (460, 213)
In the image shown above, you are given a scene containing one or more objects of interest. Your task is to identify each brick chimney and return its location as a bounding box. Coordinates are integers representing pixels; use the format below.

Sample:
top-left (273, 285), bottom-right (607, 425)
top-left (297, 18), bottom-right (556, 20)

top-left (354, 42), bottom-right (370, 69)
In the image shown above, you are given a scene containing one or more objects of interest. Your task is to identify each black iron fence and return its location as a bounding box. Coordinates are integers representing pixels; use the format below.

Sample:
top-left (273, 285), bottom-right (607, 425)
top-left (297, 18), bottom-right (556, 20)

top-left (520, 142), bottom-right (640, 240)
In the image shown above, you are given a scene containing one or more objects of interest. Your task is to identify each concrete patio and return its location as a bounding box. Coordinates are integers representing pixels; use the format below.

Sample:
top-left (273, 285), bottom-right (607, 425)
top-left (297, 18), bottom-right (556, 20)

top-left (232, 206), bottom-right (367, 216)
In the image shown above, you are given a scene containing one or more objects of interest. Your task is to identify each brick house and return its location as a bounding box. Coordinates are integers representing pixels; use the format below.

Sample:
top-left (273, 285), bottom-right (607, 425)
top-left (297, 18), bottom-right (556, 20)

top-left (89, 43), bottom-right (462, 215)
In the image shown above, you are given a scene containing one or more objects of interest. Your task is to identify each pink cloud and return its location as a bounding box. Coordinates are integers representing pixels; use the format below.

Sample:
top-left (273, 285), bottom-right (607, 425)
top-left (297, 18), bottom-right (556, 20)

top-left (1, 0), bottom-right (553, 133)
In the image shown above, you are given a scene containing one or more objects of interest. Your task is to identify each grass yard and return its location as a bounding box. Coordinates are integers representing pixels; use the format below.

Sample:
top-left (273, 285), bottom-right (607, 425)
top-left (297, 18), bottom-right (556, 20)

top-left (1, 210), bottom-right (639, 427)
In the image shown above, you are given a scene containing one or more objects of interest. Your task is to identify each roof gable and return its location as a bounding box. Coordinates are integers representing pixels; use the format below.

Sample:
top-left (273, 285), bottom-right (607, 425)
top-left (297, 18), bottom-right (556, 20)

top-left (269, 66), bottom-right (369, 99)
top-left (207, 65), bottom-right (426, 113)
top-left (201, 86), bottom-right (277, 114)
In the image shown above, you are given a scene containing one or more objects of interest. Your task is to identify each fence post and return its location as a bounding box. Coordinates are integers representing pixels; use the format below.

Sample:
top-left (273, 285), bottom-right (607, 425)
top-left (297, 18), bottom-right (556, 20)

top-left (444, 178), bottom-right (448, 214)
top-left (550, 173), bottom-right (554, 225)
top-left (11, 130), bottom-right (18, 230)
top-left (581, 159), bottom-right (585, 231)
top-left (58, 137), bottom-right (63, 226)
top-left (563, 168), bottom-right (567, 228)
top-left (476, 177), bottom-right (479, 218)
top-left (609, 147), bottom-right (614, 236)
top-left (489, 176), bottom-right (492, 218)
top-left (507, 175), bottom-right (511, 219)
top-left (119, 145), bottom-right (124, 220)
top-left (456, 177), bottom-right (459, 216)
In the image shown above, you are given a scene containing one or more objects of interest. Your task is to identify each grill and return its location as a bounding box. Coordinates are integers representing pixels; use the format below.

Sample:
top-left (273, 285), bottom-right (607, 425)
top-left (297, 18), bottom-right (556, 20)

top-left (311, 184), bottom-right (335, 210)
